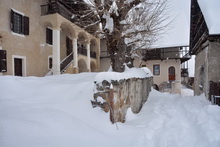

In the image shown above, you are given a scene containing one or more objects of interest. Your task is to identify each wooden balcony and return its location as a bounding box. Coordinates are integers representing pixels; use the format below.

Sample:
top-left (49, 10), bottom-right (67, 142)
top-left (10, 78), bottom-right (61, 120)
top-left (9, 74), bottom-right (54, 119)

top-left (77, 45), bottom-right (87, 56)
top-left (41, 0), bottom-right (73, 22)
top-left (90, 51), bottom-right (97, 59)
top-left (190, 0), bottom-right (208, 54)
top-left (143, 47), bottom-right (190, 62)
top-left (77, 44), bottom-right (97, 58)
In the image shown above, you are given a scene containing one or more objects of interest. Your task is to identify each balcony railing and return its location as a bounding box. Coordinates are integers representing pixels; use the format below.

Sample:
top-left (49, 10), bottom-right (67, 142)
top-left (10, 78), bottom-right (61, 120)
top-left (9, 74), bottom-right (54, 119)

top-left (90, 51), bottom-right (96, 59)
top-left (78, 47), bottom-right (87, 56)
top-left (59, 49), bottom-right (96, 73)
top-left (143, 48), bottom-right (190, 62)
top-left (209, 81), bottom-right (220, 106)
top-left (181, 68), bottom-right (189, 77)
top-left (77, 44), bottom-right (97, 58)
top-left (41, 0), bottom-right (73, 21)
top-left (60, 52), bottom-right (73, 73)
top-left (41, 2), bottom-right (59, 16)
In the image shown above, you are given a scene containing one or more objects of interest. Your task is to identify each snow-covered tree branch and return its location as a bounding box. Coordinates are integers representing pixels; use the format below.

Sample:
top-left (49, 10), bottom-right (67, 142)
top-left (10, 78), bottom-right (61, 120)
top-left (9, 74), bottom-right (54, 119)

top-left (74, 0), bottom-right (169, 72)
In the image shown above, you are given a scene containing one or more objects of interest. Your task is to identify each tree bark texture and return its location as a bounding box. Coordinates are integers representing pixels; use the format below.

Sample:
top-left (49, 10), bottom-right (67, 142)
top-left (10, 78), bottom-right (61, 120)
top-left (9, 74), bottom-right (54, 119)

top-left (92, 77), bottom-right (153, 123)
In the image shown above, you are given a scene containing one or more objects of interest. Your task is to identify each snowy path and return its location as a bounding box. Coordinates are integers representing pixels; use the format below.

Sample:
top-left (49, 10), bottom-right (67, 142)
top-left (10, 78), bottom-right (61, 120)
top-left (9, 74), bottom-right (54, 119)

top-left (124, 90), bottom-right (220, 147)
top-left (0, 73), bottom-right (220, 147)
top-left (181, 85), bottom-right (194, 96)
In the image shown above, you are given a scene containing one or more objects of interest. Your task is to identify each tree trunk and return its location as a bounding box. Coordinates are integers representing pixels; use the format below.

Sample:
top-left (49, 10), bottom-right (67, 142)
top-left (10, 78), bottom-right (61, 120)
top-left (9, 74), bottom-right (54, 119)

top-left (106, 31), bottom-right (126, 72)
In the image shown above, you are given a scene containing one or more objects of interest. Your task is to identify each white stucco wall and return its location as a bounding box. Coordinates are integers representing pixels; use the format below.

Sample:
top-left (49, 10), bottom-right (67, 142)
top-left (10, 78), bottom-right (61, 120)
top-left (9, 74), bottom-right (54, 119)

top-left (134, 58), bottom-right (181, 93)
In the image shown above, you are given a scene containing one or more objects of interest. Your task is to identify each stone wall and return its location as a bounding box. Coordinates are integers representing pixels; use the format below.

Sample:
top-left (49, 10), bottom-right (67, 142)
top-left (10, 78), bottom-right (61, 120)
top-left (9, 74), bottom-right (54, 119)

top-left (92, 77), bottom-right (153, 123)
top-left (194, 41), bottom-right (220, 97)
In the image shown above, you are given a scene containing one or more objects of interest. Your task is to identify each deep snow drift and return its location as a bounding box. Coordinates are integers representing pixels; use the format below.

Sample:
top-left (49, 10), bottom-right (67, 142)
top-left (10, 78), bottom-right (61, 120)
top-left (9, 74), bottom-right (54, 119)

top-left (0, 73), bottom-right (220, 147)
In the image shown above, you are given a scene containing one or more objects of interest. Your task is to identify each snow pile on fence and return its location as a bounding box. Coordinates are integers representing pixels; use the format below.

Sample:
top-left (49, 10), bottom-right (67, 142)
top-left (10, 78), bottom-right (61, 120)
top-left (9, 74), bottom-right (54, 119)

top-left (94, 67), bottom-right (153, 84)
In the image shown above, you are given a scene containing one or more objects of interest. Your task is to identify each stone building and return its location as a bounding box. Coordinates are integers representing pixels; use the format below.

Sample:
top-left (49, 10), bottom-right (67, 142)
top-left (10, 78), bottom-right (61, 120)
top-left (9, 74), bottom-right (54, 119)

top-left (190, 0), bottom-right (220, 98)
top-left (0, 0), bottom-right (100, 77)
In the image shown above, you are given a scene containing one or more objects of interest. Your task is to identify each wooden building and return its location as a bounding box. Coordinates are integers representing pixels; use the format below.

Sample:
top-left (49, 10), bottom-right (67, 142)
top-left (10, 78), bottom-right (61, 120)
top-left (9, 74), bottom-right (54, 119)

top-left (190, 0), bottom-right (220, 104)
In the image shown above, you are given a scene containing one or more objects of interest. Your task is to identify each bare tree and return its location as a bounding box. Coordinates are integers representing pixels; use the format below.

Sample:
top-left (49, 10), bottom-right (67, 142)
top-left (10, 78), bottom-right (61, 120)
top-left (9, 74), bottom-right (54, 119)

top-left (72, 0), bottom-right (168, 72)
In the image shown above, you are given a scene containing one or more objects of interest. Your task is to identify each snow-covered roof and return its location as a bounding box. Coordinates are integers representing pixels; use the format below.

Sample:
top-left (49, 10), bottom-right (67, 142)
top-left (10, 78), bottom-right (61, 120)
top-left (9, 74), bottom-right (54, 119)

top-left (198, 0), bottom-right (220, 35)
top-left (151, 0), bottom-right (190, 48)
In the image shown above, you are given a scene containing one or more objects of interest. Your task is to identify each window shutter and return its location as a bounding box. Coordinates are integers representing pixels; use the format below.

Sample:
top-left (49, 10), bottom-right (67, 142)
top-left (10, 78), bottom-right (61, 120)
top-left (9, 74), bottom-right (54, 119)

top-left (11, 9), bottom-right (15, 32)
top-left (46, 28), bottom-right (53, 45)
top-left (0, 50), bottom-right (7, 72)
top-left (23, 16), bottom-right (29, 35)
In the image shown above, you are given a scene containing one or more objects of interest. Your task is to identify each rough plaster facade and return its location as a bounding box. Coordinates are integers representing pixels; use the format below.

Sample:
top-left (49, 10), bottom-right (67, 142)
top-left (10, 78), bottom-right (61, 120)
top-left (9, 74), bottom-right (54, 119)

top-left (0, 0), bottom-right (100, 77)
top-left (194, 41), bottom-right (220, 97)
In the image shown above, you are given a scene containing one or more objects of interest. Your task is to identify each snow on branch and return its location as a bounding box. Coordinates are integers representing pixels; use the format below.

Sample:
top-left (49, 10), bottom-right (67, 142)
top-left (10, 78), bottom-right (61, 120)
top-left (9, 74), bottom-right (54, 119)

top-left (123, 0), bottom-right (170, 50)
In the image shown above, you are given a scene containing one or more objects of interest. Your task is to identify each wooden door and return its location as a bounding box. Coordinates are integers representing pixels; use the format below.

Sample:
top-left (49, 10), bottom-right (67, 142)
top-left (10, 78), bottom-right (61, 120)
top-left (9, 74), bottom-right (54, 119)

top-left (169, 66), bottom-right (175, 81)
top-left (14, 58), bottom-right (22, 76)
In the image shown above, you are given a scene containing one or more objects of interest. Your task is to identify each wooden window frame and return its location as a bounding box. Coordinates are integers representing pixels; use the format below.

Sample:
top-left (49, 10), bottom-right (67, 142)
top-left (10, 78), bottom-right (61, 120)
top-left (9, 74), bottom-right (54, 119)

top-left (153, 64), bottom-right (160, 75)
top-left (11, 9), bottom-right (29, 35)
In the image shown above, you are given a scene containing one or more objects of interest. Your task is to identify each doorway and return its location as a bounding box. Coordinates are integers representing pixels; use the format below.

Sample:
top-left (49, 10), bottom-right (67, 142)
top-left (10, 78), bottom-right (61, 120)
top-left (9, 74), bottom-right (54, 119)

top-left (13, 56), bottom-right (26, 76)
top-left (168, 66), bottom-right (175, 81)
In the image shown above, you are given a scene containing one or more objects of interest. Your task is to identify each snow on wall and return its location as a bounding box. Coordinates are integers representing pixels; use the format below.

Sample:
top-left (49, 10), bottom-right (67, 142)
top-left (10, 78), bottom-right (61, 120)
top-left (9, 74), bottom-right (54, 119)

top-left (198, 0), bottom-right (220, 35)
top-left (94, 67), bottom-right (153, 84)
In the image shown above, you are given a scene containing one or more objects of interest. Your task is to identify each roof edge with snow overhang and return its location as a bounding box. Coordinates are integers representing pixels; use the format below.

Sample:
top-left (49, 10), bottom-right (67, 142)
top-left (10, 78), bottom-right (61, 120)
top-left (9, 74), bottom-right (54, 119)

top-left (197, 0), bottom-right (220, 35)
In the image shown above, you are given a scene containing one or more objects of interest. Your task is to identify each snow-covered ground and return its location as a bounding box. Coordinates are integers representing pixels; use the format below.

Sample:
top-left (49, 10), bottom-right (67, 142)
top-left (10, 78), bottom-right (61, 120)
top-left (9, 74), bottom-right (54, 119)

top-left (181, 85), bottom-right (194, 96)
top-left (1, 73), bottom-right (220, 147)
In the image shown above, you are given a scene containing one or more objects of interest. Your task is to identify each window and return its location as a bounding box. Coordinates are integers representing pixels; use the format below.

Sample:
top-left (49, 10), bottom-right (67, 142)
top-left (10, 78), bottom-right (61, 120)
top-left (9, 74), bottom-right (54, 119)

top-left (46, 28), bottom-right (53, 45)
top-left (153, 64), bottom-right (160, 75)
top-left (0, 50), bottom-right (7, 72)
top-left (66, 37), bottom-right (73, 55)
top-left (48, 56), bottom-right (53, 69)
top-left (11, 9), bottom-right (29, 35)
